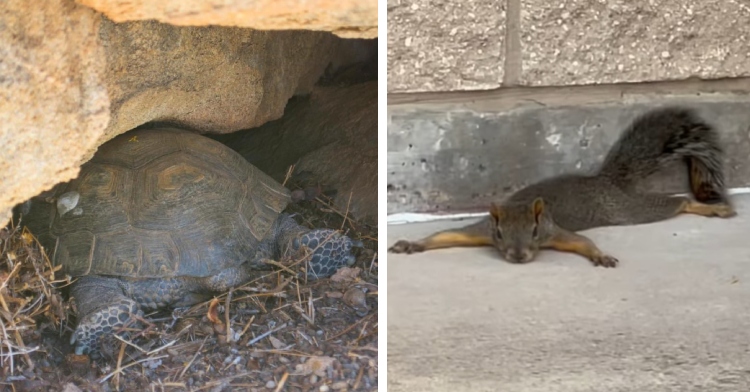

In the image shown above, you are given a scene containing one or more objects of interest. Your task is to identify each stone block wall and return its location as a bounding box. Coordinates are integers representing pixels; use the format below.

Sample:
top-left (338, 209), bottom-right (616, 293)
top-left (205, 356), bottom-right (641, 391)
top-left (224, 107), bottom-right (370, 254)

top-left (388, 0), bottom-right (750, 92)
top-left (387, 0), bottom-right (750, 215)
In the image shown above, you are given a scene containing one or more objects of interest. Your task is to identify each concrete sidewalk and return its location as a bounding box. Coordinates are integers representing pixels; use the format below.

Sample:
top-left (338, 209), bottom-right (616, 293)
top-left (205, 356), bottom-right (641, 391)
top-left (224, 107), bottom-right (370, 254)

top-left (387, 194), bottom-right (750, 392)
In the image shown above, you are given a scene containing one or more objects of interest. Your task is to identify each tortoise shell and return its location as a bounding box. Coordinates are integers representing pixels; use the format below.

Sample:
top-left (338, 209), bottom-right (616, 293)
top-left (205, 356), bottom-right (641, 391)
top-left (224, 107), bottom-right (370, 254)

top-left (26, 128), bottom-right (290, 278)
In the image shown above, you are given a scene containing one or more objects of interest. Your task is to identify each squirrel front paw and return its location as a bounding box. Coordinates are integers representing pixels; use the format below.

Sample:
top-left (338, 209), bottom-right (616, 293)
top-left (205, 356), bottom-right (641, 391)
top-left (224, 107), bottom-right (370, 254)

top-left (388, 240), bottom-right (425, 254)
top-left (590, 253), bottom-right (618, 268)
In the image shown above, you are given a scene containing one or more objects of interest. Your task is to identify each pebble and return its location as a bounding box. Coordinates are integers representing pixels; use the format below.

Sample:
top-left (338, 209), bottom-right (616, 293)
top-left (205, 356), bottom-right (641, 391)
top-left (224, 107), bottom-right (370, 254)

top-left (266, 380), bottom-right (276, 389)
top-left (342, 287), bottom-right (369, 316)
top-left (62, 383), bottom-right (82, 392)
top-left (319, 386), bottom-right (330, 392)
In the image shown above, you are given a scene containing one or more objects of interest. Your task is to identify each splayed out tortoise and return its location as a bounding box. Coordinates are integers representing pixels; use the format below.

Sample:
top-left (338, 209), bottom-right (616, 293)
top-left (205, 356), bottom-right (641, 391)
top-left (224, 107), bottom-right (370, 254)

top-left (22, 128), bottom-right (359, 355)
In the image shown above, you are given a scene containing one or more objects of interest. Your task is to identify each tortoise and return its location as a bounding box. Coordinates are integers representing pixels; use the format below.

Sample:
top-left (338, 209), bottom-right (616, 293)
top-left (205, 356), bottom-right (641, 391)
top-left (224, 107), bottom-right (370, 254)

top-left (22, 127), bottom-right (359, 355)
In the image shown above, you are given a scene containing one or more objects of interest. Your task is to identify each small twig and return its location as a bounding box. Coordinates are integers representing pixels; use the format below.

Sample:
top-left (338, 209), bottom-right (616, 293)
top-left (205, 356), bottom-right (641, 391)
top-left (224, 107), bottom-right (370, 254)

top-left (112, 334), bottom-right (146, 353)
top-left (114, 341), bottom-right (126, 390)
top-left (348, 345), bottom-right (378, 352)
top-left (178, 337), bottom-right (208, 380)
top-left (353, 366), bottom-right (365, 390)
top-left (272, 296), bottom-right (323, 313)
top-left (273, 371), bottom-right (289, 392)
top-left (192, 372), bottom-right (252, 391)
top-left (282, 164), bottom-right (295, 187)
top-left (99, 355), bottom-right (169, 383)
top-left (248, 349), bottom-right (311, 356)
top-left (314, 196), bottom-right (356, 232)
top-left (225, 288), bottom-right (233, 342)
top-left (237, 315), bottom-right (255, 340)
top-left (247, 323), bottom-right (287, 346)
top-left (291, 305), bottom-right (315, 327)
top-left (369, 252), bottom-right (377, 274)
top-left (0, 266), bottom-right (33, 371)
top-left (308, 288), bottom-right (315, 325)
top-left (326, 313), bottom-right (375, 342)
top-left (147, 339), bottom-right (178, 356)
top-left (263, 259), bottom-right (297, 276)
top-left (339, 191), bottom-right (353, 231)
top-left (0, 320), bottom-right (14, 374)
top-left (112, 334), bottom-right (176, 356)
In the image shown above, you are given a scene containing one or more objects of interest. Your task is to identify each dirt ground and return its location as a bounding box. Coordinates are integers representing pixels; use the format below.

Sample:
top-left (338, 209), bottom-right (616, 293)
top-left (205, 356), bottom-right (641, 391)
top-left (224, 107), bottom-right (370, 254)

top-left (0, 185), bottom-right (378, 392)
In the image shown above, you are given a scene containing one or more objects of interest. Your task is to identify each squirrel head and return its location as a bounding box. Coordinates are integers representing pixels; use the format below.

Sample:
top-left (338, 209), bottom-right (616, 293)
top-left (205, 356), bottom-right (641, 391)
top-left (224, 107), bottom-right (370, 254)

top-left (489, 197), bottom-right (550, 264)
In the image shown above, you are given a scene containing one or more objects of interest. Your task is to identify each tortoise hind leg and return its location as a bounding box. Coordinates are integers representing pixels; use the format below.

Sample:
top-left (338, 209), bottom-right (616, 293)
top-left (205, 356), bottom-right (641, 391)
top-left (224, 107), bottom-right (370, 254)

top-left (70, 276), bottom-right (142, 356)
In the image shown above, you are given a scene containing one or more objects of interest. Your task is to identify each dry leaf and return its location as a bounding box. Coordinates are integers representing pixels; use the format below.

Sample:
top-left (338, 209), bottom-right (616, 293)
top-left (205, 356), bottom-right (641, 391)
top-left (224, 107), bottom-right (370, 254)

top-left (343, 287), bottom-right (369, 316)
top-left (207, 298), bottom-right (223, 326)
top-left (49, 292), bottom-right (65, 323)
top-left (330, 267), bottom-right (361, 283)
top-left (326, 291), bottom-right (344, 299)
top-left (269, 335), bottom-right (286, 349)
top-left (65, 354), bottom-right (91, 375)
top-left (292, 356), bottom-right (336, 376)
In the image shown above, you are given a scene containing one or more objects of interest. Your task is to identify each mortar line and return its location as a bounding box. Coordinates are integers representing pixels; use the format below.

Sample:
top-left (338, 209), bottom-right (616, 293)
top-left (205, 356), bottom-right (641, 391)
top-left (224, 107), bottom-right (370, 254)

top-left (388, 77), bottom-right (750, 108)
top-left (502, 0), bottom-right (522, 86)
top-left (387, 187), bottom-right (750, 225)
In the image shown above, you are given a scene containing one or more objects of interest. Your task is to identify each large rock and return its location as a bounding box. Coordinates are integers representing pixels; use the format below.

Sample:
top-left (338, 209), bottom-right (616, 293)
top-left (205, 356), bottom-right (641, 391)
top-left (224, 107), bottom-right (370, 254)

top-left (77, 0), bottom-right (378, 39)
top-left (99, 21), bottom-right (337, 136)
top-left (0, 0), bottom-right (366, 227)
top-left (0, 0), bottom-right (109, 227)
top-left (214, 81), bottom-right (378, 223)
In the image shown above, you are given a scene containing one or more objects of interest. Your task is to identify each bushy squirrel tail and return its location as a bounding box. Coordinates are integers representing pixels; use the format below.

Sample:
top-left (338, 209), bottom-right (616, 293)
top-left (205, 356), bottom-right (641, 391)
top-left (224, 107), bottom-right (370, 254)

top-left (599, 107), bottom-right (727, 203)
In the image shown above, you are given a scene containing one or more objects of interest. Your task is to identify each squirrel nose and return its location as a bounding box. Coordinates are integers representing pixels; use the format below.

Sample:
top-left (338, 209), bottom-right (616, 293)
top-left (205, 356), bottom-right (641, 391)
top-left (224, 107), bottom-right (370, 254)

top-left (506, 248), bottom-right (533, 263)
top-left (506, 249), bottom-right (523, 263)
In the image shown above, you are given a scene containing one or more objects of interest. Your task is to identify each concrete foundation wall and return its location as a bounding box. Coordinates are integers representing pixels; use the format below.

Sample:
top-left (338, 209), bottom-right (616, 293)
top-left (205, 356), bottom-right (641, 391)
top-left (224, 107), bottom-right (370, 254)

top-left (388, 0), bottom-right (750, 215)
top-left (387, 81), bottom-right (750, 215)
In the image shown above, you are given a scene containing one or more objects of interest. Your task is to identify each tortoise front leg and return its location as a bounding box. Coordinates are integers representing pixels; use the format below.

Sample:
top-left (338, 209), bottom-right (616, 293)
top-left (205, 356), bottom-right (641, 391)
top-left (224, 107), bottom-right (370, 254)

top-left (70, 276), bottom-right (143, 356)
top-left (274, 214), bottom-right (360, 279)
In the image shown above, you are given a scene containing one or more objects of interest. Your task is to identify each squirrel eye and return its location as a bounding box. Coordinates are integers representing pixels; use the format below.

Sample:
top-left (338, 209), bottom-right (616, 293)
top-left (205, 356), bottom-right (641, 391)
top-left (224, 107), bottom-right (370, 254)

top-left (495, 228), bottom-right (503, 240)
top-left (532, 225), bottom-right (539, 239)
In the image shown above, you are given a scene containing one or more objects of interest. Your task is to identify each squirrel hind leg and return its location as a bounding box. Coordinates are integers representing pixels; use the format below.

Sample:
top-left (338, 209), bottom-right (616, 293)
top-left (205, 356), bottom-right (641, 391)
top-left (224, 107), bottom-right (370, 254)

top-left (680, 199), bottom-right (736, 218)
top-left (687, 157), bottom-right (729, 205)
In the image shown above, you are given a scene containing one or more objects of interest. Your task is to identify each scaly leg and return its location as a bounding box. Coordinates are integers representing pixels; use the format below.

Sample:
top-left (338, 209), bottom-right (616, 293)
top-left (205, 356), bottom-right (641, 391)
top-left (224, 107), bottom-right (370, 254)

top-left (275, 214), bottom-right (360, 279)
top-left (70, 276), bottom-right (143, 356)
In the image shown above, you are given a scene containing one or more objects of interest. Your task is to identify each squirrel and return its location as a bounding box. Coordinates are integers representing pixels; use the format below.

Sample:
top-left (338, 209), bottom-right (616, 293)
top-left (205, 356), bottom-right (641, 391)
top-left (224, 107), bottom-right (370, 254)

top-left (388, 107), bottom-right (737, 267)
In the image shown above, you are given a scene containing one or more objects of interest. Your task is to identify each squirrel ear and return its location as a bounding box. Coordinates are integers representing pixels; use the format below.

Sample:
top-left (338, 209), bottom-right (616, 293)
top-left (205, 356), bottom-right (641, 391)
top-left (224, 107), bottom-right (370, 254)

top-left (532, 197), bottom-right (545, 222)
top-left (489, 202), bottom-right (503, 222)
